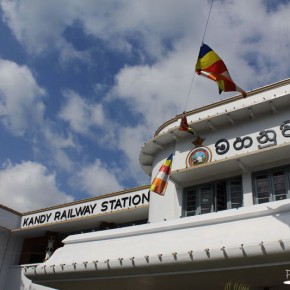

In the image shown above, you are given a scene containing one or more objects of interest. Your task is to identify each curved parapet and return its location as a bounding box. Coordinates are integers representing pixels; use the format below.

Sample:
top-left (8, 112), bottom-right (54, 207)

top-left (25, 199), bottom-right (290, 289)
top-left (139, 78), bottom-right (290, 177)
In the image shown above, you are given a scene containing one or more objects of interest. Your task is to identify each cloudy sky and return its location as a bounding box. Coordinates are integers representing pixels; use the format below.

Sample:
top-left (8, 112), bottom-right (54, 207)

top-left (0, 0), bottom-right (290, 212)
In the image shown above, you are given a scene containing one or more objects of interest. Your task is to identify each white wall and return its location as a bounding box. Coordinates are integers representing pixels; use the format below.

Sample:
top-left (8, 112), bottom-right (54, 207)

top-left (0, 230), bottom-right (10, 286)
top-left (148, 103), bottom-right (290, 223)
top-left (26, 198), bottom-right (290, 283)
top-left (5, 265), bottom-right (57, 290)
top-left (174, 109), bottom-right (290, 172)
top-left (0, 207), bottom-right (21, 230)
top-left (0, 207), bottom-right (22, 290)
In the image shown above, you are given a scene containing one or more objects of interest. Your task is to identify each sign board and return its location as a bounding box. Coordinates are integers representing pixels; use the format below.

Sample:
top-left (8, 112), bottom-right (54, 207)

top-left (21, 190), bottom-right (150, 228)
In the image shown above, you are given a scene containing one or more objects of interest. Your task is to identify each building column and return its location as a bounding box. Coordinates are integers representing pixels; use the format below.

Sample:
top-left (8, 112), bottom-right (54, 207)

top-left (242, 172), bottom-right (254, 207)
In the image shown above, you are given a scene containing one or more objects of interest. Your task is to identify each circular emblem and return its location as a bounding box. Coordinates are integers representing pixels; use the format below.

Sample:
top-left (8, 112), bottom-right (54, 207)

top-left (186, 146), bottom-right (212, 167)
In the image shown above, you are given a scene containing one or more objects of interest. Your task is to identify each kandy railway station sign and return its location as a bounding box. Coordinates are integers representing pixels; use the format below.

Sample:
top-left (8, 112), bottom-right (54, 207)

top-left (21, 191), bottom-right (150, 228)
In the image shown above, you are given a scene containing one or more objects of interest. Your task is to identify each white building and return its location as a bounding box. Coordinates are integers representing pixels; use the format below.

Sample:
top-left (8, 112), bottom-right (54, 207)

top-left (2, 78), bottom-right (290, 289)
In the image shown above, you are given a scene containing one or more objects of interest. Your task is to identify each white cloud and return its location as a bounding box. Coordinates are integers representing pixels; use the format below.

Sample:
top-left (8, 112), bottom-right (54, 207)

top-left (2, 0), bottom-right (290, 83)
top-left (0, 161), bottom-right (74, 212)
top-left (59, 90), bottom-right (104, 135)
top-left (0, 59), bottom-right (45, 135)
top-left (117, 126), bottom-right (151, 184)
top-left (0, 58), bottom-right (76, 172)
top-left (2, 0), bottom-right (290, 190)
top-left (112, 42), bottom-right (198, 128)
top-left (4, 0), bottom-right (290, 131)
top-left (41, 127), bottom-right (76, 172)
top-left (0, 0), bottom-right (203, 59)
top-left (105, 0), bottom-right (290, 186)
top-left (1, 1), bottom-right (71, 52)
top-left (76, 0), bottom-right (205, 58)
top-left (76, 159), bottom-right (123, 197)
top-left (204, 0), bottom-right (290, 85)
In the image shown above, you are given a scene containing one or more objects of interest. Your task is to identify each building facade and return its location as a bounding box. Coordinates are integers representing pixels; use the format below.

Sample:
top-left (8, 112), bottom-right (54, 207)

top-left (2, 79), bottom-right (290, 289)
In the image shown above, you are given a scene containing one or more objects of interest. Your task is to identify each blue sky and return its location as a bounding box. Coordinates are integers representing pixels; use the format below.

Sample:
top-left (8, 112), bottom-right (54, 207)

top-left (0, 0), bottom-right (290, 212)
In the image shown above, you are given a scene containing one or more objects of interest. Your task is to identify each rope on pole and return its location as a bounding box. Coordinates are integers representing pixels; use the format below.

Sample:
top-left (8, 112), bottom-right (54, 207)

top-left (182, 0), bottom-right (214, 114)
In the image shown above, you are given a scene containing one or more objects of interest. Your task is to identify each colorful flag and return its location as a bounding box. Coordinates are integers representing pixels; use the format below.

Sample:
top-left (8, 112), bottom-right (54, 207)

top-left (192, 136), bottom-right (205, 147)
top-left (195, 43), bottom-right (247, 98)
top-left (179, 116), bottom-right (194, 135)
top-left (150, 154), bottom-right (173, 196)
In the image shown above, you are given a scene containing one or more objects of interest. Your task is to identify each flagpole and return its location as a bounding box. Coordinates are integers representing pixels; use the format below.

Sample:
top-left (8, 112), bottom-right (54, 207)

top-left (201, 0), bottom-right (214, 44)
top-left (175, 0), bottom-right (215, 168)
top-left (150, 0), bottom-right (215, 196)
top-left (182, 0), bottom-right (214, 114)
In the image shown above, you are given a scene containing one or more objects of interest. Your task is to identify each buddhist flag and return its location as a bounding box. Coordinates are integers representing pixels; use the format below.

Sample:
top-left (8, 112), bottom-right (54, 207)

top-left (195, 43), bottom-right (247, 98)
top-left (179, 116), bottom-right (194, 135)
top-left (150, 154), bottom-right (173, 196)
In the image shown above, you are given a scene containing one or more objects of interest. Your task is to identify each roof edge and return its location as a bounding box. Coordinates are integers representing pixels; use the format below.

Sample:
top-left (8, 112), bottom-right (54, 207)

top-left (0, 204), bottom-right (22, 216)
top-left (154, 78), bottom-right (290, 137)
